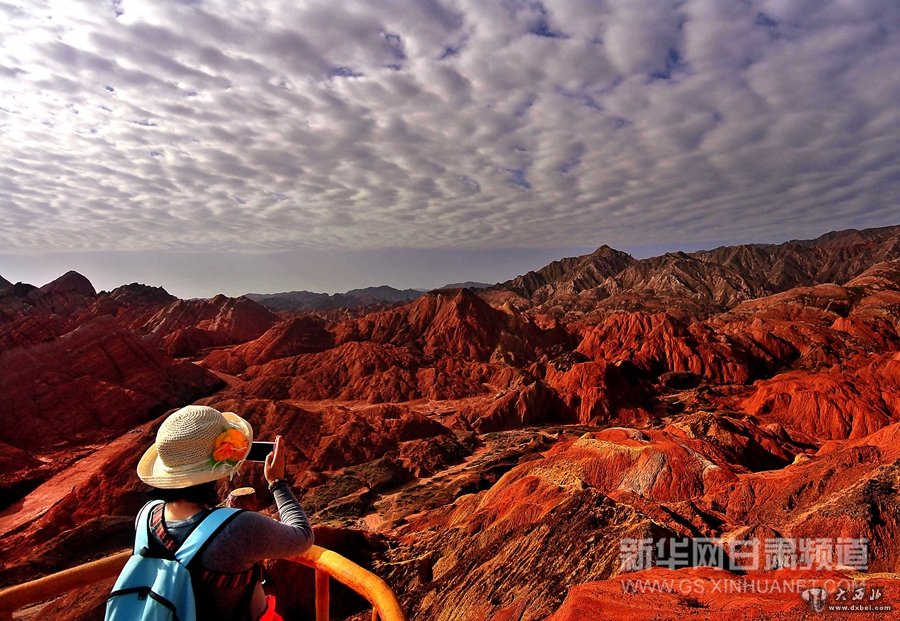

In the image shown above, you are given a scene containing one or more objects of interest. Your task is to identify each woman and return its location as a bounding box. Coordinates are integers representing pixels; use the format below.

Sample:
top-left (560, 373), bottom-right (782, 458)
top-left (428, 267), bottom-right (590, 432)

top-left (135, 404), bottom-right (314, 621)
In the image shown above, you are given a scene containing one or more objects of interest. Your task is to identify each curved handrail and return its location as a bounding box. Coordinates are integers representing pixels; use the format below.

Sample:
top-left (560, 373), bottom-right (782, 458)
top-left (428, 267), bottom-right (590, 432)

top-left (0, 551), bottom-right (131, 616)
top-left (0, 545), bottom-right (406, 621)
top-left (289, 546), bottom-right (406, 621)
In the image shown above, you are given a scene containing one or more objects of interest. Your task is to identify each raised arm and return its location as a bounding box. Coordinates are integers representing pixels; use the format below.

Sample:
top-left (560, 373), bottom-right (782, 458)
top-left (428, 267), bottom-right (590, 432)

top-left (200, 436), bottom-right (314, 571)
top-left (260, 434), bottom-right (314, 552)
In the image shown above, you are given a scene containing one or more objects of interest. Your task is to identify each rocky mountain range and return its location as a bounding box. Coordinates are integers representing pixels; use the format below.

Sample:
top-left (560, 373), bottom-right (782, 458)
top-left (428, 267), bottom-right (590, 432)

top-left (0, 224), bottom-right (898, 620)
top-left (487, 224), bottom-right (900, 319)
top-left (246, 285), bottom-right (425, 313)
top-left (245, 282), bottom-right (492, 313)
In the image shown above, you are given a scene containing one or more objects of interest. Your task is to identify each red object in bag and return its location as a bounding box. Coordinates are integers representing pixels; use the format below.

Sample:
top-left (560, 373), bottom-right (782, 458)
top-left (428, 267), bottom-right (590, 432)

top-left (258, 595), bottom-right (284, 621)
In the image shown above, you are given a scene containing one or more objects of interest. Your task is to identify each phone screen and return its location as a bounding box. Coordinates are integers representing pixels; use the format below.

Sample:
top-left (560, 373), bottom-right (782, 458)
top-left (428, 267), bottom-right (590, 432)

top-left (246, 441), bottom-right (275, 462)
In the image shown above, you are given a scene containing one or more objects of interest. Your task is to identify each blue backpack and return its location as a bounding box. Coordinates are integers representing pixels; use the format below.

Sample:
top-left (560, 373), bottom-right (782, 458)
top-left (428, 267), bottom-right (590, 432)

top-left (105, 500), bottom-right (241, 621)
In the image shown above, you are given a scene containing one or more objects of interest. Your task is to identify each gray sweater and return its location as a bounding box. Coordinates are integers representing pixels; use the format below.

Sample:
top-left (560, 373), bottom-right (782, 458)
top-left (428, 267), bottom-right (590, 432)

top-left (139, 481), bottom-right (314, 621)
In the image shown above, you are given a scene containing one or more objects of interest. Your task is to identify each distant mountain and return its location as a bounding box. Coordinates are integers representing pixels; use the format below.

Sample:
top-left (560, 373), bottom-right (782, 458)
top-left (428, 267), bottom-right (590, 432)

top-left (488, 224), bottom-right (900, 318)
top-left (0, 269), bottom-right (98, 318)
top-left (246, 285), bottom-right (424, 312)
top-left (37, 270), bottom-right (96, 297)
top-left (345, 285), bottom-right (425, 303)
top-left (499, 245), bottom-right (636, 300)
top-left (0, 275), bottom-right (13, 292)
top-left (437, 281), bottom-right (493, 290)
top-left (247, 282), bottom-right (497, 312)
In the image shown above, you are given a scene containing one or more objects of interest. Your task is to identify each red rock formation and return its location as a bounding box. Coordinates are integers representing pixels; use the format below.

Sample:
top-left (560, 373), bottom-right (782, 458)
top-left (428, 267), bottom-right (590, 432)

top-left (372, 418), bottom-right (900, 620)
top-left (391, 472), bottom-right (676, 621)
top-left (0, 315), bottom-right (222, 451)
top-left (456, 379), bottom-right (569, 432)
top-left (0, 421), bottom-right (159, 572)
top-left (544, 360), bottom-right (652, 426)
top-left (84, 283), bottom-right (178, 332)
top-left (577, 312), bottom-right (755, 384)
top-left (0, 442), bottom-right (47, 509)
top-left (222, 318), bottom-right (563, 431)
top-left (665, 412), bottom-right (810, 472)
top-left (142, 294), bottom-right (279, 357)
top-left (377, 425), bottom-right (734, 618)
top-left (707, 261), bottom-right (900, 371)
top-left (739, 353), bottom-right (900, 439)
top-left (28, 271), bottom-right (96, 315)
top-left (698, 423), bottom-right (900, 572)
top-left (335, 288), bottom-right (565, 364)
top-left (0, 276), bottom-right (179, 350)
top-left (202, 315), bottom-right (334, 375)
top-left (200, 397), bottom-right (455, 474)
top-left (0, 306), bottom-right (70, 349)
top-left (240, 341), bottom-right (436, 402)
top-left (526, 427), bottom-right (743, 501)
top-left (0, 272), bottom-right (97, 348)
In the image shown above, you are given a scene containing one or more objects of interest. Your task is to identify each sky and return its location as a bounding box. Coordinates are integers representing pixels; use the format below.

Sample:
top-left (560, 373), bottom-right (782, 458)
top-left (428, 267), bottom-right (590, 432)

top-left (1, 0), bottom-right (898, 298)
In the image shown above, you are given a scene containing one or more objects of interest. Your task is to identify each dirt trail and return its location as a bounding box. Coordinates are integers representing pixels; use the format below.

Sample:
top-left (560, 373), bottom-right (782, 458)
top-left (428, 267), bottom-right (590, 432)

top-left (202, 366), bottom-right (246, 389)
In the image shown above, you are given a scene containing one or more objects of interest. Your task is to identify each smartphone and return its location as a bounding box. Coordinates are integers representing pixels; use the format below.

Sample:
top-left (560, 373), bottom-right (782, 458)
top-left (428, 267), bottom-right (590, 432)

top-left (246, 441), bottom-right (275, 462)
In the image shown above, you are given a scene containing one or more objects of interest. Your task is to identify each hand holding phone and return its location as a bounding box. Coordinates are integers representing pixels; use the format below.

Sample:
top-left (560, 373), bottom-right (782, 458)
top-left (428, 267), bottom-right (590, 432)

top-left (264, 435), bottom-right (285, 485)
top-left (246, 441), bottom-right (275, 462)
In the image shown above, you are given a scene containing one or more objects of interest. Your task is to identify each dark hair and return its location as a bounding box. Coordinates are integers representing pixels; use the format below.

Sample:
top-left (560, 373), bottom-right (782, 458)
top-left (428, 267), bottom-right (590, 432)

top-left (152, 481), bottom-right (220, 507)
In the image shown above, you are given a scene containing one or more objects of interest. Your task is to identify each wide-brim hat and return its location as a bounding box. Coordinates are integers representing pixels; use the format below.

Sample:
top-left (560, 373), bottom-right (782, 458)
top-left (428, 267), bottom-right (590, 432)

top-left (137, 405), bottom-right (253, 489)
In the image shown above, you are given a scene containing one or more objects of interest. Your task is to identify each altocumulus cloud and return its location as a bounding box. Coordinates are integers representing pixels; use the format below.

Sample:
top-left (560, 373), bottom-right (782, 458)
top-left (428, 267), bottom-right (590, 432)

top-left (1, 0), bottom-right (898, 256)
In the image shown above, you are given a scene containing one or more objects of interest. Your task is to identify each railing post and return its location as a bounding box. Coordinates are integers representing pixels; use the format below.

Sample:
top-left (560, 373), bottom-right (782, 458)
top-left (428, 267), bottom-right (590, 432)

top-left (226, 486), bottom-right (259, 510)
top-left (315, 569), bottom-right (330, 621)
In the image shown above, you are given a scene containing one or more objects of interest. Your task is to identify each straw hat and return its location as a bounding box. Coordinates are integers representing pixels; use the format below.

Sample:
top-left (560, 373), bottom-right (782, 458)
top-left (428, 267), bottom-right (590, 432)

top-left (137, 405), bottom-right (253, 489)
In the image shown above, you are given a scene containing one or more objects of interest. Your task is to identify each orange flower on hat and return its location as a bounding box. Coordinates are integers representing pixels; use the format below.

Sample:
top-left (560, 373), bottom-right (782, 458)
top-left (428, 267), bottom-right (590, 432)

top-left (212, 428), bottom-right (249, 465)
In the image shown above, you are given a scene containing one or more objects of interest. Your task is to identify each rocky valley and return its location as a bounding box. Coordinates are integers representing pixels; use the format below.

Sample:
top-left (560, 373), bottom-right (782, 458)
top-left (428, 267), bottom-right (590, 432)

top-left (1, 225), bottom-right (899, 620)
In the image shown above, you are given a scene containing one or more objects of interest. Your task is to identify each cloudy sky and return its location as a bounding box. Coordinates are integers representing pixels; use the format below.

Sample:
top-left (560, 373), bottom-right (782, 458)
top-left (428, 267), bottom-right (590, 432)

top-left (1, 0), bottom-right (898, 297)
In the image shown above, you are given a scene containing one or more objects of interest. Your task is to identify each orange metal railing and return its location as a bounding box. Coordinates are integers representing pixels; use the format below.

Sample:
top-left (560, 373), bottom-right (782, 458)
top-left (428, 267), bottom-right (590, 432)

top-left (0, 545), bottom-right (406, 621)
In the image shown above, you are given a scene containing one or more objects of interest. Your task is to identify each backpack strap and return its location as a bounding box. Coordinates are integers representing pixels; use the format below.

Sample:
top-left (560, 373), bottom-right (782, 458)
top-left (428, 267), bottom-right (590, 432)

top-left (134, 500), bottom-right (165, 555)
top-left (149, 503), bottom-right (258, 588)
top-left (150, 503), bottom-right (181, 555)
top-left (196, 562), bottom-right (262, 589)
top-left (174, 507), bottom-right (243, 567)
